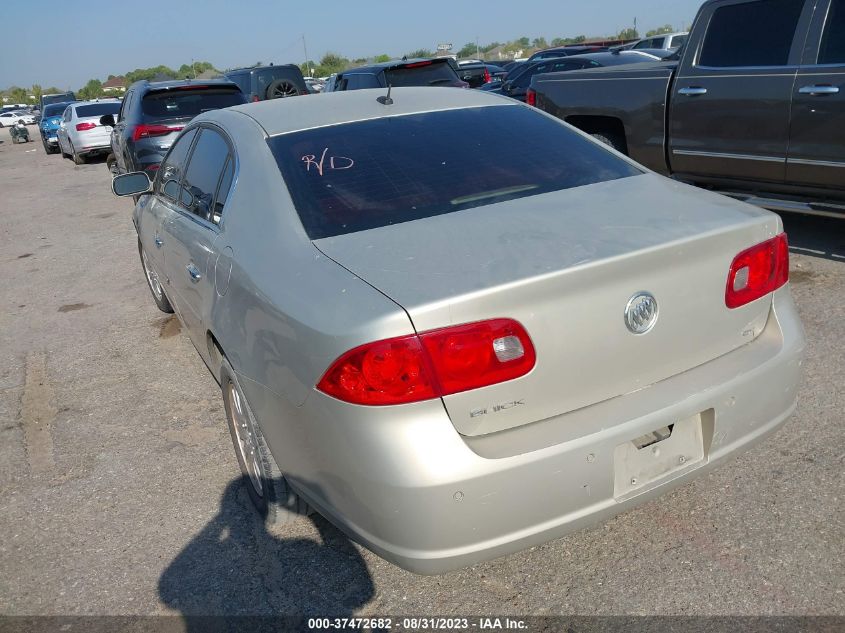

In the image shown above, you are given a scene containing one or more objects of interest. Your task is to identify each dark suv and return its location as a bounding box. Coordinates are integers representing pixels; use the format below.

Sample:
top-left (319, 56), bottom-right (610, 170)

top-left (326, 58), bottom-right (467, 91)
top-left (224, 64), bottom-right (308, 102)
top-left (102, 79), bottom-right (245, 176)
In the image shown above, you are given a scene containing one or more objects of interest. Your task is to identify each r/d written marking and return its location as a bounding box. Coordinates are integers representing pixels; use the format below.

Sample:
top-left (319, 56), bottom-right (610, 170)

top-left (301, 147), bottom-right (354, 176)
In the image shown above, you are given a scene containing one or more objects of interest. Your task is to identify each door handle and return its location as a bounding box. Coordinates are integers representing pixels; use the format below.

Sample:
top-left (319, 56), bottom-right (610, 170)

top-left (186, 263), bottom-right (202, 282)
top-left (154, 236), bottom-right (163, 248)
top-left (678, 86), bottom-right (708, 96)
top-left (798, 84), bottom-right (839, 96)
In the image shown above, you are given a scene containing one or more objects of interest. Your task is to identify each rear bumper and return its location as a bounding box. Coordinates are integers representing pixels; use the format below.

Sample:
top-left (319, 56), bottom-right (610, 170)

top-left (255, 287), bottom-right (805, 574)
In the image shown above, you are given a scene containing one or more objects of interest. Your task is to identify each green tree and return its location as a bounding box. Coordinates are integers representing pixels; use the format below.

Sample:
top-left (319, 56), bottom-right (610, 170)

top-left (314, 52), bottom-right (349, 76)
top-left (7, 86), bottom-right (28, 104)
top-left (77, 79), bottom-right (103, 100)
top-left (573, 35), bottom-right (586, 43)
top-left (480, 41), bottom-right (501, 53)
top-left (405, 48), bottom-right (433, 59)
top-left (457, 42), bottom-right (477, 58)
top-left (373, 54), bottom-right (391, 63)
top-left (125, 65), bottom-right (177, 84)
top-left (532, 37), bottom-right (548, 49)
top-left (31, 84), bottom-right (43, 103)
top-left (516, 36), bottom-right (531, 47)
top-left (618, 27), bottom-right (639, 40)
top-left (646, 24), bottom-right (675, 37)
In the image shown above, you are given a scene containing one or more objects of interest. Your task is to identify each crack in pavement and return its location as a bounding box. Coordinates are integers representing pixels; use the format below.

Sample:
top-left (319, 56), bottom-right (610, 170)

top-left (20, 352), bottom-right (57, 477)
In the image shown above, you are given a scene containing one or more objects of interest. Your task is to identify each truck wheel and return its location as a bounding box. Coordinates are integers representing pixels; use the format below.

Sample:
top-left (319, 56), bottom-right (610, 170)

top-left (590, 132), bottom-right (626, 154)
top-left (220, 357), bottom-right (310, 526)
top-left (265, 79), bottom-right (300, 100)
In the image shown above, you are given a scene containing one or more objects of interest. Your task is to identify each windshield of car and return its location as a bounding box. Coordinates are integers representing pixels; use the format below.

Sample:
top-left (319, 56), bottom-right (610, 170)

top-left (75, 103), bottom-right (121, 118)
top-left (384, 61), bottom-right (459, 87)
top-left (141, 88), bottom-right (245, 120)
top-left (43, 103), bottom-right (71, 117)
top-left (269, 105), bottom-right (642, 239)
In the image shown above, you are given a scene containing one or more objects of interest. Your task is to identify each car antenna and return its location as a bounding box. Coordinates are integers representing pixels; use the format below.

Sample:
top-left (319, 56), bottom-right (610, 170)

top-left (377, 84), bottom-right (394, 106)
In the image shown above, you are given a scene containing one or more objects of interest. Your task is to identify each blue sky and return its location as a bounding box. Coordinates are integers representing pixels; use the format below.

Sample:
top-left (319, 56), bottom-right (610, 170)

top-left (0, 0), bottom-right (703, 89)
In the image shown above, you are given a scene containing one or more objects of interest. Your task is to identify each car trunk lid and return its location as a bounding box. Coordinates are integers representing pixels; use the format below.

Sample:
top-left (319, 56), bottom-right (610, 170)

top-left (314, 174), bottom-right (781, 436)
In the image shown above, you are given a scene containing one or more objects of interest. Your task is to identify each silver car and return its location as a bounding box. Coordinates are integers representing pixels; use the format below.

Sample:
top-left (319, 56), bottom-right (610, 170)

top-left (57, 100), bottom-right (121, 164)
top-left (111, 87), bottom-right (805, 574)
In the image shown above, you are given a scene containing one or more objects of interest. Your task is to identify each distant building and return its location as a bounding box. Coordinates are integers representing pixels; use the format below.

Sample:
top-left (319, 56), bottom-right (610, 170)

top-left (102, 77), bottom-right (126, 93)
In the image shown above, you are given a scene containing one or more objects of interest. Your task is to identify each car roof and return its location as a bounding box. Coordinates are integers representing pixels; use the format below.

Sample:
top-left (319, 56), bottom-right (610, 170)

top-left (129, 78), bottom-right (239, 91)
top-left (342, 58), bottom-right (451, 74)
top-left (70, 99), bottom-right (122, 110)
top-left (575, 51), bottom-right (658, 65)
top-left (226, 64), bottom-right (300, 75)
top-left (219, 86), bottom-right (518, 137)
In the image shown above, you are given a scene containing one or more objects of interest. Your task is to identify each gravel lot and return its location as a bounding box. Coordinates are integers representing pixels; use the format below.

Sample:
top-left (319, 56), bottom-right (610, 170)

top-left (0, 128), bottom-right (843, 620)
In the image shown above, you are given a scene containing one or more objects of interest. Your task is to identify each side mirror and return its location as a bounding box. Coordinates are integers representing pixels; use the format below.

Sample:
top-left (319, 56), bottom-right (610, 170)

top-left (100, 114), bottom-right (116, 127)
top-left (502, 81), bottom-right (513, 93)
top-left (112, 172), bottom-right (151, 197)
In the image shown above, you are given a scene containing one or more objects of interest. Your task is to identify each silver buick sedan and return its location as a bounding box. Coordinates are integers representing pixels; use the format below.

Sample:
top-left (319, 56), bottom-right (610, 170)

top-left (111, 87), bottom-right (805, 574)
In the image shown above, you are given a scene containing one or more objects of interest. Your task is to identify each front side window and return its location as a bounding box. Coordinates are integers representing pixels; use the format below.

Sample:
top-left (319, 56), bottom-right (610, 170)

top-left (180, 128), bottom-right (231, 222)
top-left (157, 128), bottom-right (198, 198)
top-left (818, 0), bottom-right (845, 64)
top-left (699, 0), bottom-right (805, 67)
top-left (269, 105), bottom-right (642, 239)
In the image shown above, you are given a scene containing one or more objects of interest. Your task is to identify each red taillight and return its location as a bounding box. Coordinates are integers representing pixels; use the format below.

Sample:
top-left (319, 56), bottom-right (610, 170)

top-left (483, 68), bottom-right (491, 83)
top-left (317, 319), bottom-right (535, 406)
top-left (132, 123), bottom-right (183, 142)
top-left (76, 121), bottom-right (96, 131)
top-left (526, 88), bottom-right (536, 106)
top-left (404, 61), bottom-right (434, 68)
top-left (251, 95), bottom-right (260, 102)
top-left (725, 233), bottom-right (789, 309)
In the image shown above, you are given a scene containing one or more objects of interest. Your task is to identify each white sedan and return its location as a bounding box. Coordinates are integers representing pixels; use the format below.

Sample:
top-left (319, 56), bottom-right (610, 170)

top-left (56, 100), bottom-right (121, 164)
top-left (0, 110), bottom-right (36, 127)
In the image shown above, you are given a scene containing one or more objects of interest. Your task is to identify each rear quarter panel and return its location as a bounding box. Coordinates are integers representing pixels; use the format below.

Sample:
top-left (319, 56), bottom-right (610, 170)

top-left (533, 63), bottom-right (675, 172)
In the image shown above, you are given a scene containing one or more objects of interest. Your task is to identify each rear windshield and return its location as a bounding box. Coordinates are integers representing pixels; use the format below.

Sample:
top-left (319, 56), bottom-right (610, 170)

top-left (76, 103), bottom-right (121, 118)
top-left (42, 93), bottom-right (75, 106)
top-left (384, 61), bottom-right (458, 87)
top-left (44, 103), bottom-right (71, 117)
top-left (269, 105), bottom-right (642, 239)
top-left (141, 88), bottom-right (244, 119)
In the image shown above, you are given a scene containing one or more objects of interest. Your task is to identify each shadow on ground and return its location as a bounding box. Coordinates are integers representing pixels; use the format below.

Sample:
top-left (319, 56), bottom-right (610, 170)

top-left (158, 477), bottom-right (375, 631)
top-left (782, 212), bottom-right (845, 262)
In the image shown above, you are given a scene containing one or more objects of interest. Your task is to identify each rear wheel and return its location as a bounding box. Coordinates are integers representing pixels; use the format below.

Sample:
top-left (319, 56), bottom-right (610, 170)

top-left (220, 357), bottom-right (309, 526)
top-left (590, 132), bottom-right (626, 154)
top-left (138, 240), bottom-right (173, 313)
top-left (71, 143), bottom-right (85, 165)
top-left (265, 79), bottom-right (300, 100)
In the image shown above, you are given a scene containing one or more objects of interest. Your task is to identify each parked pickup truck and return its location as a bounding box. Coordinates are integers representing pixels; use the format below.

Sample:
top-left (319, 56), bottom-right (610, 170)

top-left (531, 0), bottom-right (845, 217)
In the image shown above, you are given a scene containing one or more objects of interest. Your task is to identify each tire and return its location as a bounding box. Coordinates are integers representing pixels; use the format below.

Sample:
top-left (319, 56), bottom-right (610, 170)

top-left (42, 137), bottom-right (56, 154)
top-left (106, 153), bottom-right (118, 175)
top-left (138, 240), bottom-right (174, 313)
top-left (72, 143), bottom-right (85, 165)
top-left (265, 79), bottom-right (301, 100)
top-left (60, 140), bottom-right (70, 159)
top-left (220, 357), bottom-right (309, 526)
top-left (590, 132), bottom-right (626, 154)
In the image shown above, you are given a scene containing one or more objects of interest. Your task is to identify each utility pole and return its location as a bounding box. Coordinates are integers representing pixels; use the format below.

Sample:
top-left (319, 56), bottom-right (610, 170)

top-left (634, 16), bottom-right (638, 36)
top-left (302, 35), bottom-right (311, 77)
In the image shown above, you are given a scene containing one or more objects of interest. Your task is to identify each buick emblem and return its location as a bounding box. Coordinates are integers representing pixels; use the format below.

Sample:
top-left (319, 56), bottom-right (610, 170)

top-left (624, 292), bottom-right (658, 334)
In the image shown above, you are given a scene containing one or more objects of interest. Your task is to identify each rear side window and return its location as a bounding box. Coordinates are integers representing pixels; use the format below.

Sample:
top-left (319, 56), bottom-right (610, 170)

top-left (818, 0), bottom-right (845, 64)
top-left (75, 103), bottom-right (121, 118)
top-left (698, 0), bottom-right (805, 67)
top-left (384, 62), bottom-right (459, 87)
top-left (141, 88), bottom-right (244, 120)
top-left (181, 128), bottom-right (231, 222)
top-left (269, 106), bottom-right (642, 239)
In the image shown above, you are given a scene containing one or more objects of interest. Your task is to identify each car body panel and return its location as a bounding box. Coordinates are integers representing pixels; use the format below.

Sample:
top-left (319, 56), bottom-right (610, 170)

top-left (130, 88), bottom-right (804, 573)
top-left (315, 173), bottom-right (780, 435)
